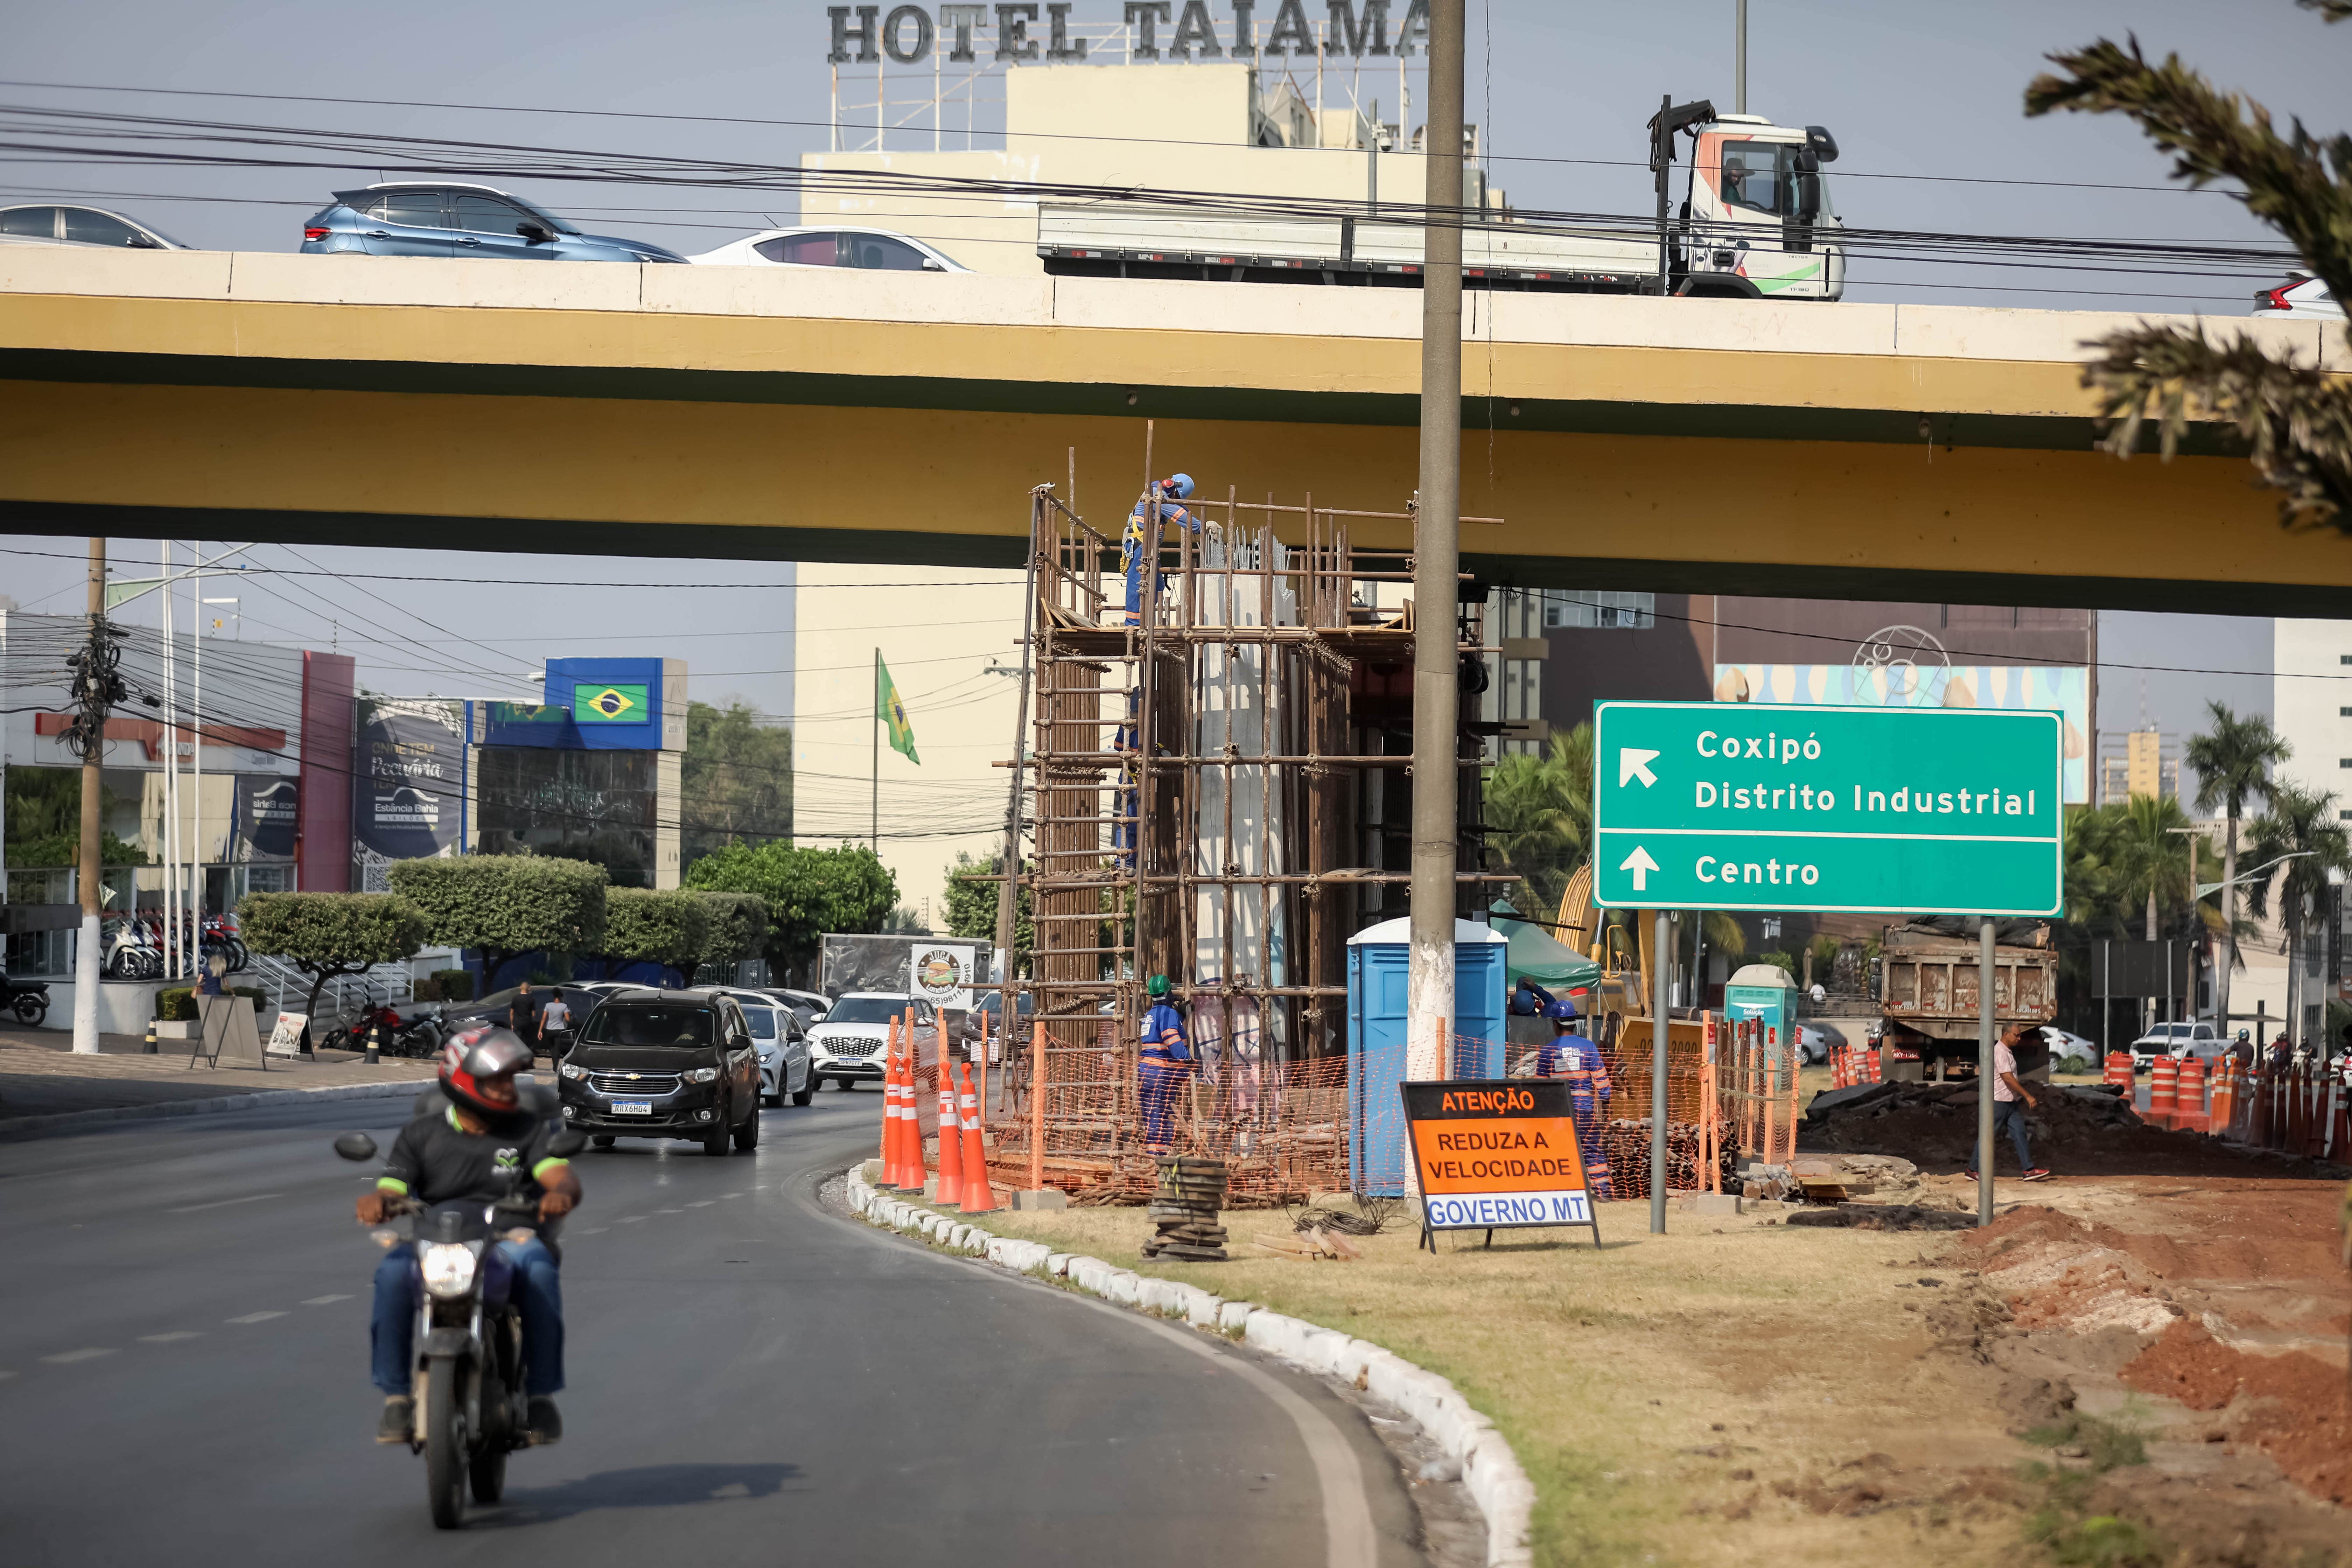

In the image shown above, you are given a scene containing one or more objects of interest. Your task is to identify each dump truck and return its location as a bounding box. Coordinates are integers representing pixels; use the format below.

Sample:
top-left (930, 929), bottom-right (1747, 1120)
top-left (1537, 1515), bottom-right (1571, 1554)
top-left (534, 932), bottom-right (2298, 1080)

top-left (1874, 919), bottom-right (2058, 1081)
top-left (1040, 98), bottom-right (1844, 301)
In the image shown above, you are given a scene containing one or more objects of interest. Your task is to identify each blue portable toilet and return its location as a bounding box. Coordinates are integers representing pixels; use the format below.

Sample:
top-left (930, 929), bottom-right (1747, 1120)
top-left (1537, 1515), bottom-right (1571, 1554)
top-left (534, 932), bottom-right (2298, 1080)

top-left (1346, 917), bottom-right (1509, 1195)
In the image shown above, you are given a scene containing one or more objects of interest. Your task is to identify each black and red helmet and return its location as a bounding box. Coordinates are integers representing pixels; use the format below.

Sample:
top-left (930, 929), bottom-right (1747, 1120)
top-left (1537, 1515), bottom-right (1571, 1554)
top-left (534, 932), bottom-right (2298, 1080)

top-left (438, 1026), bottom-right (534, 1116)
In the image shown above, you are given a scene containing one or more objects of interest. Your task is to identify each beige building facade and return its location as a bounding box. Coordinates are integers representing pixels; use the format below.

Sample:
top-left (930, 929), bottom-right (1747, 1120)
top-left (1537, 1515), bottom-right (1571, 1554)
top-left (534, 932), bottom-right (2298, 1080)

top-left (802, 59), bottom-right (1498, 276)
top-left (790, 562), bottom-right (1027, 925)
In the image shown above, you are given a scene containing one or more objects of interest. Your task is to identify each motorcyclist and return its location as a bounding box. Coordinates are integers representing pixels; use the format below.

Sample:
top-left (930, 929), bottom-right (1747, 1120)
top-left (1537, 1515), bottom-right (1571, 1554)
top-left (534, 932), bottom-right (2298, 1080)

top-left (357, 1027), bottom-right (581, 1446)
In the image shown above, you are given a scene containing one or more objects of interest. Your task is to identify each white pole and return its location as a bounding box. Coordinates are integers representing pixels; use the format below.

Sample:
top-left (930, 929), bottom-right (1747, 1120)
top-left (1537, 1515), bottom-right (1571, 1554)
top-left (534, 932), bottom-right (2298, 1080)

top-left (161, 539), bottom-right (177, 980)
top-left (191, 562), bottom-right (204, 970)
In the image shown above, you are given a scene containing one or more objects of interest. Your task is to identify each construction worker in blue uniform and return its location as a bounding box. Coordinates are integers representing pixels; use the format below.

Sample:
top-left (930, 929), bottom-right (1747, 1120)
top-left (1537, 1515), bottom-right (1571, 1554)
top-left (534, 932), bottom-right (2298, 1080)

top-left (1537, 1000), bottom-right (1615, 1200)
top-left (1509, 976), bottom-right (1556, 1016)
top-left (1138, 973), bottom-right (1191, 1154)
top-left (1123, 474), bottom-right (1200, 626)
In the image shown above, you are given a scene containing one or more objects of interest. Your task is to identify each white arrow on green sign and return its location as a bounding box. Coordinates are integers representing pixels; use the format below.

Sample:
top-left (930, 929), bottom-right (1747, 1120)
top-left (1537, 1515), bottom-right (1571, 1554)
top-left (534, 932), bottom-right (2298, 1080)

top-left (1590, 701), bottom-right (2065, 916)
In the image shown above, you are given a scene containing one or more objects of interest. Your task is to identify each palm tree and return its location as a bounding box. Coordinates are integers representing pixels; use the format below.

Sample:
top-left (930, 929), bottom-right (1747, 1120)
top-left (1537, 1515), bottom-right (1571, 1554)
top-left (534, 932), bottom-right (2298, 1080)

top-left (2110, 794), bottom-right (2198, 944)
top-left (2244, 782), bottom-right (2352, 1049)
top-left (1482, 723), bottom-right (1594, 912)
top-left (2185, 702), bottom-right (2290, 1036)
top-left (2025, 11), bottom-right (2352, 534)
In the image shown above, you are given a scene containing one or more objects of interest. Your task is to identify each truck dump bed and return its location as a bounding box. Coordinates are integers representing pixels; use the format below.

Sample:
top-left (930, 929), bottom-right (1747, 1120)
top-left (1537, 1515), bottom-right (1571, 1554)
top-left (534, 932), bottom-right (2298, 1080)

top-left (1037, 204), bottom-right (1661, 292)
top-left (1879, 925), bottom-right (2057, 1043)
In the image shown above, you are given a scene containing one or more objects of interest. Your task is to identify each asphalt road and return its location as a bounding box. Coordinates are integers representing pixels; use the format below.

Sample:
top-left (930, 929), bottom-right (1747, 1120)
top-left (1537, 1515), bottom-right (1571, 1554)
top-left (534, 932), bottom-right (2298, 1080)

top-left (0, 1087), bottom-right (1423, 1566)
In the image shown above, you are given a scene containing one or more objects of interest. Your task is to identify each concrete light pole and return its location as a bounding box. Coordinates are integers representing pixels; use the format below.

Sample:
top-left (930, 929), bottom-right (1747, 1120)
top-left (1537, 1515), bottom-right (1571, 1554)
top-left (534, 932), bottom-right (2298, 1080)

top-left (1406, 0), bottom-right (1464, 1081)
top-left (72, 539), bottom-right (105, 1054)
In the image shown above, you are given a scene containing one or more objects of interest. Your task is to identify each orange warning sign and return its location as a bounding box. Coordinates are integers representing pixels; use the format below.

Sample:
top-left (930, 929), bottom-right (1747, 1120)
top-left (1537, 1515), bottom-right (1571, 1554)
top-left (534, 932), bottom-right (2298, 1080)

top-left (1401, 1079), bottom-right (1602, 1246)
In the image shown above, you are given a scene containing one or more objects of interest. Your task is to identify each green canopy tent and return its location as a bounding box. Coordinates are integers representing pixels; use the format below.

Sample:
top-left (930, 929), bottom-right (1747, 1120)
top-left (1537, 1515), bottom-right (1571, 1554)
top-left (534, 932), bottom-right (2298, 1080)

top-left (1489, 901), bottom-right (1602, 994)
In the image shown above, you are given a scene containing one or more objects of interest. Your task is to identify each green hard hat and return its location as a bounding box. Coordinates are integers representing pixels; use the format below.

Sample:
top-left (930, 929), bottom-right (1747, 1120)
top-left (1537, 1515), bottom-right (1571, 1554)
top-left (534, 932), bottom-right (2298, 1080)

top-left (1147, 974), bottom-right (1170, 997)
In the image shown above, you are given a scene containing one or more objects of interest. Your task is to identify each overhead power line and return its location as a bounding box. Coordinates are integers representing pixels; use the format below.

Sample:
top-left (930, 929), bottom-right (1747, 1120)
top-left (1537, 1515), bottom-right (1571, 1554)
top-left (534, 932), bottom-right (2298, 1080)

top-left (0, 102), bottom-right (2300, 286)
top-left (0, 76), bottom-right (2257, 198)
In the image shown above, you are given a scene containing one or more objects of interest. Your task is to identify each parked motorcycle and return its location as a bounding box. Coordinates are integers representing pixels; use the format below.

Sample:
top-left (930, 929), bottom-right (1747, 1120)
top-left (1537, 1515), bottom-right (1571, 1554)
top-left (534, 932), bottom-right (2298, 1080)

top-left (333, 1125), bottom-right (584, 1528)
top-left (1, 973), bottom-right (50, 1026)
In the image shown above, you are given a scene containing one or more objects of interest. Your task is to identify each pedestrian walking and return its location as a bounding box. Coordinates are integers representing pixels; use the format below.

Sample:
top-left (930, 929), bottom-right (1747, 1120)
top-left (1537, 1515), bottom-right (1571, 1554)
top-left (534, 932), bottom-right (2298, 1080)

top-left (510, 980), bottom-right (540, 1054)
top-left (1968, 1021), bottom-right (2051, 1183)
top-left (537, 990), bottom-right (574, 1060)
top-left (1137, 974), bottom-right (1191, 1154)
top-left (194, 953), bottom-right (226, 997)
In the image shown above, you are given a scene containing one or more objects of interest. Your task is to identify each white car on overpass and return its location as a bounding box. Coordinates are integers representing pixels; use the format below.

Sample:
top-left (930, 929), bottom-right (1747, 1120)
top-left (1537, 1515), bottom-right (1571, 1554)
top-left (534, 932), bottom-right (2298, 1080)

top-left (2253, 274), bottom-right (2341, 318)
top-left (689, 226), bottom-right (969, 273)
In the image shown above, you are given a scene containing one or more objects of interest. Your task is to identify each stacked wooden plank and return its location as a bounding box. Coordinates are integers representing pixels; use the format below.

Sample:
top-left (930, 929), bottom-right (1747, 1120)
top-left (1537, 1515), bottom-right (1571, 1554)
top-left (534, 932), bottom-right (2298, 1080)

top-left (1141, 1156), bottom-right (1229, 1261)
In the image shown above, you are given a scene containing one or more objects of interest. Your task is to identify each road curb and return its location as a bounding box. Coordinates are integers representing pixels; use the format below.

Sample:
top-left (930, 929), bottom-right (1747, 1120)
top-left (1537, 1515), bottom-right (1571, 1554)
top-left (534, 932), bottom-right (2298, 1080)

top-left (0, 1077), bottom-right (436, 1138)
top-left (845, 1170), bottom-right (1534, 1567)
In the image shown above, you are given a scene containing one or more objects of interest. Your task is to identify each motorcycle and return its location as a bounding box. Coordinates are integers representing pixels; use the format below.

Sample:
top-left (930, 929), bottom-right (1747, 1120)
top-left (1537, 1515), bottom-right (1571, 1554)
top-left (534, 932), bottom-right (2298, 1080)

top-left (333, 1124), bottom-right (584, 1528)
top-left (102, 915), bottom-right (160, 980)
top-left (1, 973), bottom-right (50, 1026)
top-left (321, 996), bottom-right (441, 1057)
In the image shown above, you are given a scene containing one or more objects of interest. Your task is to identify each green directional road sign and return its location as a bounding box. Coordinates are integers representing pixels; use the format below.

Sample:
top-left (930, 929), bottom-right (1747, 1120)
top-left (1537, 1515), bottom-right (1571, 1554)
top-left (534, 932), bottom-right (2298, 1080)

top-left (1591, 701), bottom-right (2065, 916)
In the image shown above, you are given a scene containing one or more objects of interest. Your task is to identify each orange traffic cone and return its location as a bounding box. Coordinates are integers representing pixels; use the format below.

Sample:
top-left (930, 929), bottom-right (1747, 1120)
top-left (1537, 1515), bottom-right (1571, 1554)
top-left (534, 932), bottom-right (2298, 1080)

top-left (933, 1045), bottom-right (965, 1210)
top-left (888, 1024), bottom-right (920, 1190)
top-left (957, 1062), bottom-right (999, 1213)
top-left (876, 1021), bottom-right (900, 1186)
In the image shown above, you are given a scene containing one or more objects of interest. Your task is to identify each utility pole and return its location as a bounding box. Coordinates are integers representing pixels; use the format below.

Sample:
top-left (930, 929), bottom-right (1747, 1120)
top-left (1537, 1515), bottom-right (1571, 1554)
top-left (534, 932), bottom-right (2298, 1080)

top-left (1406, 0), bottom-right (1464, 1082)
top-left (70, 539), bottom-right (113, 1054)
top-left (870, 647), bottom-right (880, 854)
top-left (1976, 916), bottom-right (1995, 1225)
top-left (1735, 0), bottom-right (1747, 115)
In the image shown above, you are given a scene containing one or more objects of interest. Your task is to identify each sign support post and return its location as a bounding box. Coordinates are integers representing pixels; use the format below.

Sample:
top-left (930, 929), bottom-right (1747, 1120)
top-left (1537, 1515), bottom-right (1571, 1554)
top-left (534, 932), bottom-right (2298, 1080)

top-left (1650, 908), bottom-right (1669, 1235)
top-left (1977, 916), bottom-right (1996, 1225)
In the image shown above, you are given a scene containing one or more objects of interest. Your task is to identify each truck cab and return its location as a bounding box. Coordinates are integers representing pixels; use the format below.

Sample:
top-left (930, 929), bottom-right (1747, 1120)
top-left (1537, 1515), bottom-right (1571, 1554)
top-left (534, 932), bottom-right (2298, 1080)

top-left (1676, 116), bottom-right (1844, 301)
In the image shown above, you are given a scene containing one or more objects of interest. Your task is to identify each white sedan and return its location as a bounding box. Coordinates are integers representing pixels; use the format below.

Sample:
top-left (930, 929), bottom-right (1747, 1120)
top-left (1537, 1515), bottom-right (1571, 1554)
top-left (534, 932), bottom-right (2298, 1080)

top-left (689, 225), bottom-right (969, 273)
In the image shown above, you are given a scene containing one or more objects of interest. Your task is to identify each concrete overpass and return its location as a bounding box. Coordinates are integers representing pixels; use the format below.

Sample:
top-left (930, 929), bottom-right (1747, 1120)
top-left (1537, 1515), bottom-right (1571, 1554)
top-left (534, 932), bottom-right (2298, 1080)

top-left (0, 246), bottom-right (2344, 612)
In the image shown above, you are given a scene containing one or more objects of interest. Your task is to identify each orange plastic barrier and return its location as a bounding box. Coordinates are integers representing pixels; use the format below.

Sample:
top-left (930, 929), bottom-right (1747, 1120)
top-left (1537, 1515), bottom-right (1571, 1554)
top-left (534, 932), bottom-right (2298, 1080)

top-left (2173, 1057), bottom-right (2208, 1133)
top-left (2103, 1052), bottom-right (2134, 1090)
top-left (2148, 1056), bottom-right (2179, 1129)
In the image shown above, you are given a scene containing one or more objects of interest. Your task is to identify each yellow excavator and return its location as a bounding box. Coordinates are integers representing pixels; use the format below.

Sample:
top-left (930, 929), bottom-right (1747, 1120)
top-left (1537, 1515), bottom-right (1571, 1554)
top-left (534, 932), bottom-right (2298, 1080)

top-left (1553, 863), bottom-right (1653, 1039)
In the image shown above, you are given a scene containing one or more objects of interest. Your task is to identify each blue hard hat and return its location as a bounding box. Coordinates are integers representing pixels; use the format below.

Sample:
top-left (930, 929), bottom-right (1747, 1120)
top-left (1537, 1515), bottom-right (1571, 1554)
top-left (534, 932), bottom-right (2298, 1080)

top-left (1165, 472), bottom-right (1195, 499)
top-left (1542, 999), bottom-right (1578, 1021)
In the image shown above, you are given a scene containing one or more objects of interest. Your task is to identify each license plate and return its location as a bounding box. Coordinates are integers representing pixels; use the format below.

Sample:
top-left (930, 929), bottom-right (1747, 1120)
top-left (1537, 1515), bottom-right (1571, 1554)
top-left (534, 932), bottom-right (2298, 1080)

top-left (611, 1100), bottom-right (653, 1115)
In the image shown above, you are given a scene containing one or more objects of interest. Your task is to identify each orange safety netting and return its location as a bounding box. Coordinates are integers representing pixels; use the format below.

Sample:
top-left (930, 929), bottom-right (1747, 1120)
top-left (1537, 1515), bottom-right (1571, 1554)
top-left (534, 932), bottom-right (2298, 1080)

top-left (895, 1010), bottom-right (1813, 1207)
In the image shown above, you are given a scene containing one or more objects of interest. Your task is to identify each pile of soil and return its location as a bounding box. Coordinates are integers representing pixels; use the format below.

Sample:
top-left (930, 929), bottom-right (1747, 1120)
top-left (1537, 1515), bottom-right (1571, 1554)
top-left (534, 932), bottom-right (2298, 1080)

top-left (2122, 1318), bottom-right (2351, 1505)
top-left (1801, 1079), bottom-right (2338, 1177)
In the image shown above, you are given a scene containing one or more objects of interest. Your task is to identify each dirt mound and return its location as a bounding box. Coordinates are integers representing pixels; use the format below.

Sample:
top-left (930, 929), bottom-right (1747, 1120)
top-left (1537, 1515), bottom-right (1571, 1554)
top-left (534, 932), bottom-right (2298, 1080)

top-left (1802, 1080), bottom-right (2338, 1178)
top-left (1955, 1205), bottom-right (2182, 1338)
top-left (2122, 1318), bottom-right (2352, 1506)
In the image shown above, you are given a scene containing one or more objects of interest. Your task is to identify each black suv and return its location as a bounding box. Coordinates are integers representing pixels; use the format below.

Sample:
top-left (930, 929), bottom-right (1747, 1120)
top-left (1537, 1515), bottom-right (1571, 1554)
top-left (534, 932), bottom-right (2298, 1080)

top-left (556, 989), bottom-right (762, 1155)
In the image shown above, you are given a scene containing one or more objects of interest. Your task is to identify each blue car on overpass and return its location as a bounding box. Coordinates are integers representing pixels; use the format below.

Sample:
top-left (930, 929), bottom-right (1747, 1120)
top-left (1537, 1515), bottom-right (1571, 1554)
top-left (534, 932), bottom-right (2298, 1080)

top-left (300, 182), bottom-right (687, 263)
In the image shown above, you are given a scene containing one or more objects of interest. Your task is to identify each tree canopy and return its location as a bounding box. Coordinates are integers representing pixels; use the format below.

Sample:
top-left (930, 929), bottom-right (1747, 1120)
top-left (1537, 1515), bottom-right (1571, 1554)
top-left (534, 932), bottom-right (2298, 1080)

top-left (690, 890), bottom-right (771, 970)
top-left (2185, 703), bottom-right (2290, 823)
top-left (237, 891), bottom-right (428, 1034)
top-left (681, 700), bottom-right (795, 866)
top-left (597, 888), bottom-right (712, 981)
top-left (386, 854), bottom-right (609, 982)
top-left (683, 841), bottom-right (897, 977)
top-left (2025, 8), bottom-right (2352, 531)
top-left (1482, 722), bottom-right (1595, 914)
top-left (944, 852), bottom-right (1030, 963)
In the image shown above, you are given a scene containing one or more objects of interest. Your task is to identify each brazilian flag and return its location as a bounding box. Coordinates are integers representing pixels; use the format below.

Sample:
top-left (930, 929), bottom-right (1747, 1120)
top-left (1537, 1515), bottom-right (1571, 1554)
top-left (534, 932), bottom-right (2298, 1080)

top-left (876, 654), bottom-right (919, 763)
